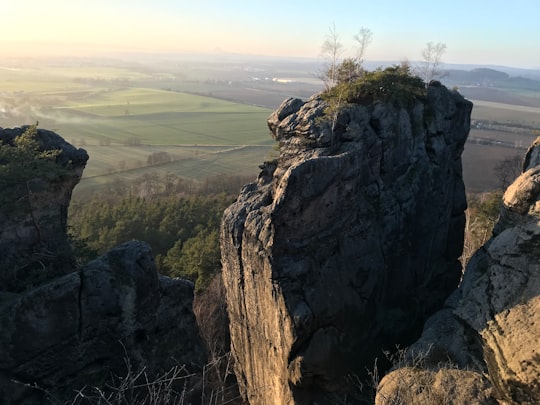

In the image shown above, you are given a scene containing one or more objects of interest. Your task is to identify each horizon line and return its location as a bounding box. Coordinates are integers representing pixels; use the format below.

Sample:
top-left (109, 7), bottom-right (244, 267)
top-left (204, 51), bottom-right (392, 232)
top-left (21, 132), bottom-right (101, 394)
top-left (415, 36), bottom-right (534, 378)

top-left (0, 41), bottom-right (538, 72)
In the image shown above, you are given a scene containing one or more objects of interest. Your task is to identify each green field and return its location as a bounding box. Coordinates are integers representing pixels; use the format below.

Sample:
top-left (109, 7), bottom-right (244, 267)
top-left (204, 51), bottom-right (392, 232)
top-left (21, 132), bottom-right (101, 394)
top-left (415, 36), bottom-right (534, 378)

top-left (3, 60), bottom-right (540, 196)
top-left (56, 88), bottom-right (275, 186)
top-left (471, 100), bottom-right (540, 128)
top-left (1, 66), bottom-right (274, 194)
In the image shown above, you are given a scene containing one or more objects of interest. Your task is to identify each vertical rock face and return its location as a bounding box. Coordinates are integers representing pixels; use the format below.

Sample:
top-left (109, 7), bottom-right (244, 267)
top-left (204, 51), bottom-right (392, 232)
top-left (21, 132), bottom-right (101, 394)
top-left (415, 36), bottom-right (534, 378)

top-left (0, 241), bottom-right (207, 404)
top-left (221, 85), bottom-right (472, 403)
top-left (377, 138), bottom-right (540, 405)
top-left (0, 128), bottom-right (207, 403)
top-left (0, 126), bottom-right (89, 282)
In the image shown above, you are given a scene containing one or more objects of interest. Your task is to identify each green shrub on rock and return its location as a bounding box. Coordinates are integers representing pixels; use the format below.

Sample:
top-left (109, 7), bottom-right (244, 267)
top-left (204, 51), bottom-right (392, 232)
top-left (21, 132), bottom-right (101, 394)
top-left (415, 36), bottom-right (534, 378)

top-left (323, 63), bottom-right (426, 109)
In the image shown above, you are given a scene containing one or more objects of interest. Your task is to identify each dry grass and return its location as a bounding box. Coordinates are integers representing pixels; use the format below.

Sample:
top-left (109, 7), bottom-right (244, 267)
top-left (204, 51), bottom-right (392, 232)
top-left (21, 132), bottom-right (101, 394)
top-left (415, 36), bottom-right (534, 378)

top-left (66, 360), bottom-right (193, 405)
top-left (14, 337), bottom-right (243, 405)
top-left (374, 346), bottom-right (459, 405)
top-left (29, 354), bottom-right (244, 405)
top-left (193, 273), bottom-right (243, 405)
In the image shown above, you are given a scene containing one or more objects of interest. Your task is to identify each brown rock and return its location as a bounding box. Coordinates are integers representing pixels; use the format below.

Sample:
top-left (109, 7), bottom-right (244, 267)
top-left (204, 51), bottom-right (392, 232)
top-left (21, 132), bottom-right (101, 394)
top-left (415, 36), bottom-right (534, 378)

top-left (221, 86), bottom-right (472, 403)
top-left (376, 367), bottom-right (499, 405)
top-left (378, 138), bottom-right (540, 405)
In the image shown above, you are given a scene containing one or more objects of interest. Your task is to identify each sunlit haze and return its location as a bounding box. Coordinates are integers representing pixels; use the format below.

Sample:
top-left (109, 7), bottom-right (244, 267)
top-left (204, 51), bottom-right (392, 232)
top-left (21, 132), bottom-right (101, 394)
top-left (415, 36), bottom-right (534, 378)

top-left (1, 0), bottom-right (539, 68)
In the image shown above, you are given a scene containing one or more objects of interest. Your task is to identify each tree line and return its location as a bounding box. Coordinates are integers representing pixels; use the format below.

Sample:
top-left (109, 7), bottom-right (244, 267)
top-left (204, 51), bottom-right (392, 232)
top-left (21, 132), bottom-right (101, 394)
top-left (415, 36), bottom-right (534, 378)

top-left (69, 173), bottom-right (254, 292)
top-left (69, 191), bottom-right (234, 292)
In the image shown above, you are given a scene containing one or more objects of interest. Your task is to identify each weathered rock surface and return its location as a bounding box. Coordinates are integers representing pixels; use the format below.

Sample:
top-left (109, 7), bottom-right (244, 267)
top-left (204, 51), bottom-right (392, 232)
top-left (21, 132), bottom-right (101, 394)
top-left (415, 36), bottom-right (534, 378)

top-left (0, 128), bottom-right (206, 404)
top-left (376, 367), bottom-right (499, 405)
top-left (221, 85), bottom-right (472, 403)
top-left (0, 240), bottom-right (206, 403)
top-left (377, 138), bottom-right (540, 405)
top-left (0, 241), bottom-right (205, 403)
top-left (0, 126), bottom-right (89, 286)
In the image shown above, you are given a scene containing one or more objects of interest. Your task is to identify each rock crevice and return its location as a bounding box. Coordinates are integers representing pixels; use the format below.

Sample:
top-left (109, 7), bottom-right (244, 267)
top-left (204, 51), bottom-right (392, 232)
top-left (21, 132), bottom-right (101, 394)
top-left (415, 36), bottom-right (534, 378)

top-left (377, 138), bottom-right (540, 404)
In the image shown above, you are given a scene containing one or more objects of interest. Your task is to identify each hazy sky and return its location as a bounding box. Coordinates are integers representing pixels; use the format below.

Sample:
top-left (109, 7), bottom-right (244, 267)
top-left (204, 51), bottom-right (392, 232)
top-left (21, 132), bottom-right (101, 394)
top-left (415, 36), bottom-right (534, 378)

top-left (1, 0), bottom-right (539, 68)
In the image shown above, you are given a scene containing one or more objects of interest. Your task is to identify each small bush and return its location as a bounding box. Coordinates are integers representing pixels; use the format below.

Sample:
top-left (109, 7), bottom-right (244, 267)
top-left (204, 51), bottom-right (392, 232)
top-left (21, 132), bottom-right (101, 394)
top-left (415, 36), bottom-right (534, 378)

top-left (323, 64), bottom-right (426, 108)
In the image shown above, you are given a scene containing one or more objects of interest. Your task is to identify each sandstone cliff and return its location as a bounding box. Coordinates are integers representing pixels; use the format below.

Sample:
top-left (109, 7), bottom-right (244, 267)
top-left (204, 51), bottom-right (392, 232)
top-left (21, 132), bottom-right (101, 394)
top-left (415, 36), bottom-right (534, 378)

top-left (221, 84), bottom-right (472, 403)
top-left (0, 126), bottom-right (88, 287)
top-left (377, 139), bottom-right (540, 405)
top-left (0, 241), bottom-right (206, 404)
top-left (0, 128), bottom-right (206, 404)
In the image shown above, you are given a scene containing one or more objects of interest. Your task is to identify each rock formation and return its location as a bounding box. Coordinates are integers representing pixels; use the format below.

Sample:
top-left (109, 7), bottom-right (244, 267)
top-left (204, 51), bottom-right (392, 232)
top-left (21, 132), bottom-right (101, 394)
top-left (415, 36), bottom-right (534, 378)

top-left (0, 128), bottom-right (206, 404)
top-left (376, 138), bottom-right (540, 405)
top-left (0, 126), bottom-right (88, 288)
top-left (221, 84), bottom-right (472, 403)
top-left (0, 241), bottom-right (206, 404)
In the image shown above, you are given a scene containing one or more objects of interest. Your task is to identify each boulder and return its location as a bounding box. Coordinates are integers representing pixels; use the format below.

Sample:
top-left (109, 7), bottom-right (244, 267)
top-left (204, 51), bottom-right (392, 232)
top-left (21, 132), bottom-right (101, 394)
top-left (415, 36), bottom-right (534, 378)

top-left (376, 367), bottom-right (498, 405)
top-left (221, 85), bottom-right (472, 403)
top-left (377, 137), bottom-right (540, 405)
top-left (0, 241), bottom-right (206, 404)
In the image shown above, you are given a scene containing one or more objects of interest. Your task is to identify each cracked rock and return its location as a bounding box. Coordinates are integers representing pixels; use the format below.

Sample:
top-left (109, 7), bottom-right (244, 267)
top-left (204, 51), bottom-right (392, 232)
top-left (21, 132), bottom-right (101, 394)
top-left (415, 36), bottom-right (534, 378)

top-left (378, 137), bottom-right (540, 405)
top-left (221, 87), bottom-right (472, 404)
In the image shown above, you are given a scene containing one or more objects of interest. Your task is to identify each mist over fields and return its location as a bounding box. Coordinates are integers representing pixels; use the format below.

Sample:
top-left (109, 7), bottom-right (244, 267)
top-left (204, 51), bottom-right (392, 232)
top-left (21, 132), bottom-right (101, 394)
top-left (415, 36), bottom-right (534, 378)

top-left (1, 52), bottom-right (540, 194)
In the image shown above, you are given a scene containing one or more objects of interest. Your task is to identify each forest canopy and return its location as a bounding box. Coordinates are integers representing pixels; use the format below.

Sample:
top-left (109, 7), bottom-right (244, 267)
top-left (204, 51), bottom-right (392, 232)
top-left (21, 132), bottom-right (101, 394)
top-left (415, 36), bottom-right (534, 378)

top-left (69, 184), bottom-right (236, 292)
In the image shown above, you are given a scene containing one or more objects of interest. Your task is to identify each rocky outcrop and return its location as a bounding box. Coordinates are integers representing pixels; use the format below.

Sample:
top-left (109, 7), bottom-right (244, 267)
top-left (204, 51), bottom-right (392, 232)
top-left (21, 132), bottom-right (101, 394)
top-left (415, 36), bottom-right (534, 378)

top-left (376, 138), bottom-right (540, 405)
top-left (0, 128), bottom-right (206, 404)
top-left (0, 126), bottom-right (89, 287)
top-left (0, 241), bottom-right (206, 403)
top-left (221, 85), bottom-right (472, 403)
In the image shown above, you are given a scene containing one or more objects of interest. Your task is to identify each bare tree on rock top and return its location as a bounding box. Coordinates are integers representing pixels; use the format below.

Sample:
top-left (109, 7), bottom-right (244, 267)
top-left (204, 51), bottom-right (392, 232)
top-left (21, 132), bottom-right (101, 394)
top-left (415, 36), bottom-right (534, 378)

top-left (321, 23), bottom-right (344, 90)
top-left (320, 25), bottom-right (373, 89)
top-left (353, 27), bottom-right (373, 71)
top-left (419, 41), bottom-right (447, 85)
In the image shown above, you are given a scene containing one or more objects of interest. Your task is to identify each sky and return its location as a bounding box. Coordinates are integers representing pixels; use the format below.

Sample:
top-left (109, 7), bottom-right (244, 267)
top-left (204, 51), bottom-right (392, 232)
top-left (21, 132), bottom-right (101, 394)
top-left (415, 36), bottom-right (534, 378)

top-left (1, 0), bottom-right (539, 68)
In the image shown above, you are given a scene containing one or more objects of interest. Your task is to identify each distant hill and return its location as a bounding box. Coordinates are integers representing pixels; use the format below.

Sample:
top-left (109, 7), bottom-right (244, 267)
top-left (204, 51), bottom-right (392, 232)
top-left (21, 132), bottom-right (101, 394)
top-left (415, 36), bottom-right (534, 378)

top-left (442, 67), bottom-right (540, 91)
top-left (442, 63), bottom-right (540, 81)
